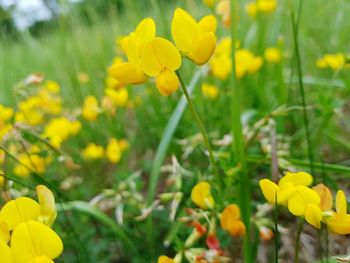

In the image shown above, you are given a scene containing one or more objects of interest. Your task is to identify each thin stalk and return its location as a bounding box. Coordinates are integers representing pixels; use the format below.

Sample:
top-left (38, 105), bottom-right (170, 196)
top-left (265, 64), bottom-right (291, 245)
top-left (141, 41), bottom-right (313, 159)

top-left (176, 71), bottom-right (221, 187)
top-left (289, 0), bottom-right (314, 175)
top-left (274, 195), bottom-right (279, 263)
top-left (230, 0), bottom-right (252, 262)
top-left (294, 219), bottom-right (304, 263)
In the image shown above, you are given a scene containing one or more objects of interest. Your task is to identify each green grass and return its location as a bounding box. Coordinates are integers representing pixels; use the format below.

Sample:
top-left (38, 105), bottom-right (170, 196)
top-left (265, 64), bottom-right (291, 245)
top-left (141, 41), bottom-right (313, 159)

top-left (1, 0), bottom-right (350, 262)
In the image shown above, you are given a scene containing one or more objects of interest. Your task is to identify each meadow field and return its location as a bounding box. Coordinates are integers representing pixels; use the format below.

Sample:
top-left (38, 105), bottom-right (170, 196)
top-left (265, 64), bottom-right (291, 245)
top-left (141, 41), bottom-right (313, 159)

top-left (1, 0), bottom-right (350, 262)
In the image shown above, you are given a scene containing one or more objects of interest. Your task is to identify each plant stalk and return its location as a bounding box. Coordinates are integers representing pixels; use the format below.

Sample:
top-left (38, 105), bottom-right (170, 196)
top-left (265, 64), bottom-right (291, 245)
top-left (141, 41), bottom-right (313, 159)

top-left (230, 0), bottom-right (252, 262)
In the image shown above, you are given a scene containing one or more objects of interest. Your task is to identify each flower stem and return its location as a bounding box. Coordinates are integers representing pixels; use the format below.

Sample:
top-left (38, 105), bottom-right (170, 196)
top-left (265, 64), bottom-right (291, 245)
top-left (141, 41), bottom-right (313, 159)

top-left (294, 219), bottom-right (304, 263)
top-left (289, 0), bottom-right (314, 175)
top-left (274, 196), bottom-right (279, 263)
top-left (230, 1), bottom-right (252, 262)
top-left (176, 71), bottom-right (221, 186)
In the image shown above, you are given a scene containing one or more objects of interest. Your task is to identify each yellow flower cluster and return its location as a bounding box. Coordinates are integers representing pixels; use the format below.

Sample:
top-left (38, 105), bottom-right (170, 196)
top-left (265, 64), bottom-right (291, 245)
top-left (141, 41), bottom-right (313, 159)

top-left (0, 185), bottom-right (63, 262)
top-left (82, 138), bottom-right (128, 163)
top-left (109, 8), bottom-right (216, 96)
top-left (260, 171), bottom-right (350, 234)
top-left (15, 81), bottom-right (62, 127)
top-left (210, 38), bottom-right (263, 80)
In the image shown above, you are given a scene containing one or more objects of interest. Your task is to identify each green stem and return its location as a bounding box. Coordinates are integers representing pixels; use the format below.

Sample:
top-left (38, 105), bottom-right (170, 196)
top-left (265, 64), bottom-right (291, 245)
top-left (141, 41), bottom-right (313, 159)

top-left (294, 219), bottom-right (304, 263)
top-left (274, 196), bottom-right (279, 263)
top-left (289, 0), bottom-right (314, 175)
top-left (176, 71), bottom-right (220, 186)
top-left (230, 1), bottom-right (252, 262)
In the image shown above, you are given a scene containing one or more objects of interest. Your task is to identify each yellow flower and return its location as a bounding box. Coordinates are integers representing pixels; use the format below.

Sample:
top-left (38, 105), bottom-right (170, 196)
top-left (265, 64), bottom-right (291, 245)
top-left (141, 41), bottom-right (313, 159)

top-left (44, 80), bottom-right (60, 93)
top-left (82, 95), bottom-right (99, 121)
top-left (43, 117), bottom-right (81, 148)
top-left (36, 185), bottom-right (57, 227)
top-left (220, 204), bottom-right (246, 236)
top-left (259, 171), bottom-right (319, 215)
top-left (109, 18), bottom-right (156, 85)
top-left (191, 181), bottom-right (215, 209)
top-left (172, 8), bottom-right (216, 65)
top-left (0, 104), bottom-right (13, 122)
top-left (105, 75), bottom-right (124, 90)
top-left (312, 183), bottom-right (333, 211)
top-left (77, 72), bottom-right (90, 84)
top-left (201, 83), bottom-right (219, 99)
top-left (13, 154), bottom-right (47, 177)
top-left (106, 138), bottom-right (122, 163)
top-left (326, 190), bottom-right (350, 234)
top-left (140, 37), bottom-right (182, 95)
top-left (246, 2), bottom-right (258, 17)
top-left (105, 88), bottom-right (129, 107)
top-left (316, 53), bottom-right (346, 71)
top-left (264, 47), bottom-right (281, 63)
top-left (158, 256), bottom-right (175, 263)
top-left (82, 143), bottom-right (104, 160)
top-left (235, 49), bottom-right (263, 79)
top-left (11, 220), bottom-right (63, 262)
top-left (0, 220), bottom-right (10, 243)
top-left (257, 0), bottom-right (277, 13)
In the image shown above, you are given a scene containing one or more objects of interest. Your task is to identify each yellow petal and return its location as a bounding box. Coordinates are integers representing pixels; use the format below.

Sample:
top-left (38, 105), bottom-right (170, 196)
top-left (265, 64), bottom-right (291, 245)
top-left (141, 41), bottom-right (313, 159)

top-left (287, 186), bottom-right (320, 216)
top-left (279, 171), bottom-right (313, 187)
top-left (0, 197), bottom-right (40, 230)
top-left (312, 184), bottom-right (333, 211)
top-left (134, 18), bottom-right (156, 46)
top-left (189, 32), bottom-right (216, 65)
top-left (221, 204), bottom-right (241, 230)
top-left (198, 15), bottom-right (217, 33)
top-left (171, 8), bottom-right (199, 52)
top-left (141, 38), bottom-right (181, 76)
top-left (36, 185), bottom-right (57, 227)
top-left (326, 213), bottom-right (350, 235)
top-left (191, 181), bottom-right (215, 209)
top-left (158, 256), bottom-right (175, 263)
top-left (108, 62), bottom-right (147, 85)
top-left (11, 220), bottom-right (63, 262)
top-left (0, 239), bottom-right (11, 263)
top-left (259, 179), bottom-right (278, 204)
top-left (31, 256), bottom-right (55, 263)
top-left (156, 69), bottom-right (179, 96)
top-left (304, 204), bottom-right (322, 229)
top-left (336, 190), bottom-right (347, 215)
top-left (0, 220), bottom-right (10, 243)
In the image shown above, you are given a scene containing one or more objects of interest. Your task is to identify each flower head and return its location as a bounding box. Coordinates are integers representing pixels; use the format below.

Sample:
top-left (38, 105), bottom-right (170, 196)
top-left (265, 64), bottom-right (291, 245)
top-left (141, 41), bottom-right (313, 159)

top-left (191, 181), bottom-right (215, 209)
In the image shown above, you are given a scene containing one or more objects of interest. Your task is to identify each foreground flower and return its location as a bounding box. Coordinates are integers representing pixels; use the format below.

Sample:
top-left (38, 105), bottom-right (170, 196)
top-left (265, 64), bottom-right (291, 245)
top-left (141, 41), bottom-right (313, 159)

top-left (11, 220), bottom-right (63, 262)
top-left (191, 181), bottom-right (215, 209)
top-left (172, 8), bottom-right (216, 65)
top-left (158, 256), bottom-right (175, 263)
top-left (220, 204), bottom-right (246, 236)
top-left (140, 37), bottom-right (182, 95)
top-left (325, 190), bottom-right (350, 234)
top-left (109, 18), bottom-right (155, 85)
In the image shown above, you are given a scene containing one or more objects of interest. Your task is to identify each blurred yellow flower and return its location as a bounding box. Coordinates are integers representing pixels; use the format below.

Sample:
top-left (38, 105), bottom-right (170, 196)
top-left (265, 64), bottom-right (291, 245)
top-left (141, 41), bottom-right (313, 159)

top-left (235, 49), bottom-right (263, 79)
top-left (316, 53), bottom-right (346, 71)
top-left (105, 87), bottom-right (129, 107)
top-left (14, 154), bottom-right (47, 177)
top-left (220, 204), bottom-right (246, 236)
top-left (201, 83), bottom-right (219, 99)
top-left (82, 143), bottom-right (104, 160)
top-left (172, 8), bottom-right (216, 65)
top-left (216, 0), bottom-right (230, 27)
top-left (246, 0), bottom-right (277, 18)
top-left (82, 95), bottom-right (100, 121)
top-left (264, 47), bottom-right (281, 63)
top-left (191, 181), bottom-right (215, 209)
top-left (140, 37), bottom-right (181, 95)
top-left (43, 117), bottom-right (81, 148)
top-left (158, 256), bottom-right (175, 263)
top-left (106, 138), bottom-right (122, 163)
top-left (77, 72), bottom-right (90, 84)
